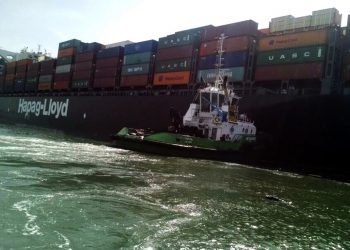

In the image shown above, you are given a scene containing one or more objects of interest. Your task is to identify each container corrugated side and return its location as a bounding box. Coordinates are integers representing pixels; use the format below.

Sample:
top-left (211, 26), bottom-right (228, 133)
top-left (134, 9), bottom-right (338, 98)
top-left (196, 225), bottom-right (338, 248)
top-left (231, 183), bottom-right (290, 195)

top-left (95, 68), bottom-right (118, 78)
top-left (58, 48), bottom-right (77, 58)
top-left (53, 80), bottom-right (70, 90)
top-left (121, 63), bottom-right (151, 76)
top-left (75, 61), bottom-right (94, 71)
top-left (76, 52), bottom-right (95, 63)
top-left (120, 74), bottom-right (150, 87)
top-left (153, 71), bottom-right (191, 85)
top-left (256, 45), bottom-right (326, 66)
top-left (56, 64), bottom-right (73, 74)
top-left (259, 29), bottom-right (328, 51)
top-left (57, 56), bottom-right (74, 66)
top-left (158, 33), bottom-right (200, 49)
top-left (59, 39), bottom-right (81, 50)
top-left (156, 45), bottom-right (195, 61)
top-left (73, 70), bottom-right (94, 80)
top-left (124, 40), bottom-right (158, 55)
top-left (155, 58), bottom-right (192, 73)
top-left (39, 75), bottom-right (53, 83)
top-left (197, 67), bottom-right (245, 82)
top-left (198, 51), bottom-right (247, 70)
top-left (200, 36), bottom-right (252, 56)
top-left (93, 77), bottom-right (116, 89)
top-left (38, 82), bottom-right (52, 91)
top-left (255, 62), bottom-right (324, 81)
top-left (96, 47), bottom-right (124, 59)
top-left (123, 52), bottom-right (154, 65)
top-left (78, 42), bottom-right (104, 54)
top-left (71, 79), bottom-right (92, 89)
top-left (25, 77), bottom-right (38, 92)
top-left (96, 58), bottom-right (121, 69)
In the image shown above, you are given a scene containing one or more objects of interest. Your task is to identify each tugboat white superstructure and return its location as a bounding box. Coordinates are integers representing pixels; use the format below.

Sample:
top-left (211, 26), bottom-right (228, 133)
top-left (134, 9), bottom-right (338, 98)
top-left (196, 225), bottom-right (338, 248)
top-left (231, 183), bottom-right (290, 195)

top-left (183, 35), bottom-right (256, 143)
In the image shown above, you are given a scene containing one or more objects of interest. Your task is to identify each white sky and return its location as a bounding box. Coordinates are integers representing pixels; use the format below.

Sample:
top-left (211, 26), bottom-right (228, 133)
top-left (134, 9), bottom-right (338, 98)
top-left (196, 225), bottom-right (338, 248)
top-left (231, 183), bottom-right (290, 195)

top-left (0, 0), bottom-right (349, 57)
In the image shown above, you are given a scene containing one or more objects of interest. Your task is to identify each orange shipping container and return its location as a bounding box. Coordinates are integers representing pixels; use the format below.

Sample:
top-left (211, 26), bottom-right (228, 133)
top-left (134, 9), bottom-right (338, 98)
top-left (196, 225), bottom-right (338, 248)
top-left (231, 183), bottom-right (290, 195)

top-left (53, 80), bottom-right (70, 90)
top-left (58, 48), bottom-right (76, 58)
top-left (259, 29), bottom-right (328, 51)
top-left (5, 74), bottom-right (15, 81)
top-left (200, 36), bottom-right (252, 56)
top-left (153, 71), bottom-right (191, 85)
top-left (38, 82), bottom-right (52, 91)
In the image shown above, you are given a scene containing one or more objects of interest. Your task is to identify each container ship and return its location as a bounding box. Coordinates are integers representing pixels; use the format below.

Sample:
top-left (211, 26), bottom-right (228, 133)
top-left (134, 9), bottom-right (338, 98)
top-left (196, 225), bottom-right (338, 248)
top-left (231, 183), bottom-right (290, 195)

top-left (0, 8), bottom-right (350, 180)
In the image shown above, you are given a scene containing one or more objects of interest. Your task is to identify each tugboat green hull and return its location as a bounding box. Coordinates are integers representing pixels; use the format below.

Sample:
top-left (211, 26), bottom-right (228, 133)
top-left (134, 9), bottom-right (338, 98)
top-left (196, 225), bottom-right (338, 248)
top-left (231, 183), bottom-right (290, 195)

top-left (111, 127), bottom-right (255, 164)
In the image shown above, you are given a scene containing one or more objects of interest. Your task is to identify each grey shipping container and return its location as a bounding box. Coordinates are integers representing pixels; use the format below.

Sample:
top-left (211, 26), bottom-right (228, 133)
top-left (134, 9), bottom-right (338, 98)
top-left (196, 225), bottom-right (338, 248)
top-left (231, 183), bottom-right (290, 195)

top-left (122, 63), bottom-right (151, 76)
top-left (39, 75), bottom-right (53, 83)
top-left (57, 56), bottom-right (74, 66)
top-left (196, 67), bottom-right (245, 82)
top-left (158, 33), bottom-right (200, 49)
top-left (123, 52), bottom-right (154, 65)
top-left (55, 64), bottom-right (72, 74)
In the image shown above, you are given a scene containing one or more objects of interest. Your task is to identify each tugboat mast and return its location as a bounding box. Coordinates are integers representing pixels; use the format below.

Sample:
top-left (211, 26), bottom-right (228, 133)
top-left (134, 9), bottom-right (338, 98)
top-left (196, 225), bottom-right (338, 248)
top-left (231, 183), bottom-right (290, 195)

top-left (214, 34), bottom-right (227, 89)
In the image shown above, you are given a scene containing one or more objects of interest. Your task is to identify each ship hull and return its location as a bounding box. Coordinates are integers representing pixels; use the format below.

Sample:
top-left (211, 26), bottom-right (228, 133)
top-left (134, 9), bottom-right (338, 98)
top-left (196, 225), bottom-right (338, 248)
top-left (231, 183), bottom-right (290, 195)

top-left (0, 92), bottom-right (349, 181)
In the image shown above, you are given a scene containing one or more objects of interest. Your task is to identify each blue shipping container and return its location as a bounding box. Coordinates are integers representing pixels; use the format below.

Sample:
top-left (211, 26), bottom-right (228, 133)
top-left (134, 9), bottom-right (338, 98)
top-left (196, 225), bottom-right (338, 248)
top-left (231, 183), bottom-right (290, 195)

top-left (97, 47), bottom-right (124, 59)
top-left (78, 42), bottom-right (104, 54)
top-left (198, 51), bottom-right (247, 70)
top-left (124, 40), bottom-right (158, 55)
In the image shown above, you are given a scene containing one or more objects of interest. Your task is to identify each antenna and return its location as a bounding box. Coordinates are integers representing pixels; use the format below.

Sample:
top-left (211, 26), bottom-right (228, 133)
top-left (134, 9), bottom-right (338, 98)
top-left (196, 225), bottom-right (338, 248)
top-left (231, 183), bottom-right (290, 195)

top-left (214, 34), bottom-right (226, 89)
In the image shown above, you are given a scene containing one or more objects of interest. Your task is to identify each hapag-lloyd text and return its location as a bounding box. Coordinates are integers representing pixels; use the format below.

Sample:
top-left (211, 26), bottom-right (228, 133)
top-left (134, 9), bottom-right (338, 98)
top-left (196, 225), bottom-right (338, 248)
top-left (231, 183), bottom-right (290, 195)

top-left (17, 99), bottom-right (69, 118)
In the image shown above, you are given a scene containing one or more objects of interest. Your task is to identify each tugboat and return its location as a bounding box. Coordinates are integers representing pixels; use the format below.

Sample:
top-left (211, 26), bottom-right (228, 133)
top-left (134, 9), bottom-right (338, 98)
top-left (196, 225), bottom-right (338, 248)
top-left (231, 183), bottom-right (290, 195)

top-left (111, 35), bottom-right (257, 163)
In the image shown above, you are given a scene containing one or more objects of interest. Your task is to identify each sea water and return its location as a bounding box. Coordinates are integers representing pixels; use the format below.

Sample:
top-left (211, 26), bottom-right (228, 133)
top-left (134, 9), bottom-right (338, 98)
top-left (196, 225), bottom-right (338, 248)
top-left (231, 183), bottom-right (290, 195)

top-left (0, 124), bottom-right (349, 249)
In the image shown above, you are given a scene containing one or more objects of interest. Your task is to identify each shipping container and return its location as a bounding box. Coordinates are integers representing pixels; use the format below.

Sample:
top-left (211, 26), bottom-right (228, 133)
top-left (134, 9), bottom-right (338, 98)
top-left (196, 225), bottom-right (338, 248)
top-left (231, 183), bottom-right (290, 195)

top-left (259, 29), bottom-right (328, 51)
top-left (27, 71), bottom-right (39, 78)
top-left (175, 25), bottom-right (212, 36)
top-left (120, 74), bottom-right (150, 87)
top-left (5, 74), bottom-right (15, 82)
top-left (94, 68), bottom-right (118, 78)
top-left (57, 56), bottom-right (74, 66)
top-left (202, 20), bottom-right (258, 41)
top-left (58, 48), bottom-right (76, 58)
top-left (14, 78), bottom-right (25, 92)
top-left (256, 45), bottom-right (326, 65)
top-left (39, 75), bottom-right (53, 83)
top-left (38, 82), bottom-right (52, 91)
top-left (311, 8), bottom-right (341, 27)
top-left (345, 65), bottom-right (350, 81)
top-left (75, 61), bottom-right (94, 71)
top-left (76, 52), bottom-right (95, 63)
top-left (96, 47), bottom-right (124, 59)
top-left (93, 77), bottom-right (116, 89)
top-left (153, 71), bottom-right (191, 85)
top-left (71, 79), bottom-right (92, 89)
top-left (95, 58), bottom-right (121, 69)
top-left (73, 70), bottom-right (94, 80)
top-left (41, 68), bottom-right (55, 75)
top-left (16, 64), bottom-right (28, 73)
top-left (40, 59), bottom-right (56, 70)
top-left (121, 63), bottom-right (151, 76)
top-left (54, 73), bottom-right (71, 81)
top-left (4, 82), bottom-right (13, 93)
top-left (255, 62), bottom-right (324, 81)
top-left (59, 39), bottom-right (81, 50)
top-left (53, 80), bottom-right (70, 90)
top-left (16, 72), bottom-right (27, 79)
top-left (155, 58), bottom-right (192, 73)
top-left (56, 64), bottom-right (73, 74)
top-left (196, 67), bottom-right (245, 82)
top-left (16, 59), bottom-right (33, 66)
top-left (124, 40), bottom-right (158, 55)
top-left (78, 42), bottom-right (104, 54)
top-left (156, 45), bottom-right (195, 61)
top-left (200, 36), bottom-right (253, 56)
top-left (198, 51), bottom-right (247, 70)
top-left (27, 62), bottom-right (40, 72)
top-left (123, 52), bottom-right (154, 65)
top-left (0, 77), bottom-right (4, 92)
top-left (25, 76), bottom-right (38, 92)
top-left (158, 33), bottom-right (200, 49)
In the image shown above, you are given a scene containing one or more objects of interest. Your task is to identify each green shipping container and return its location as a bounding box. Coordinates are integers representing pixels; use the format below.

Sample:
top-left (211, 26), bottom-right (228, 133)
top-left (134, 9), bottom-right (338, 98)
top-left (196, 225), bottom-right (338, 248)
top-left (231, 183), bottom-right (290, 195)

top-left (26, 77), bottom-right (38, 84)
top-left (72, 79), bottom-right (90, 89)
top-left (155, 58), bottom-right (192, 73)
top-left (121, 63), bottom-right (151, 76)
top-left (257, 45), bottom-right (326, 66)
top-left (158, 33), bottom-right (200, 49)
top-left (196, 67), bottom-right (245, 82)
top-left (56, 56), bottom-right (74, 66)
top-left (123, 52), bottom-right (153, 65)
top-left (59, 39), bottom-right (81, 50)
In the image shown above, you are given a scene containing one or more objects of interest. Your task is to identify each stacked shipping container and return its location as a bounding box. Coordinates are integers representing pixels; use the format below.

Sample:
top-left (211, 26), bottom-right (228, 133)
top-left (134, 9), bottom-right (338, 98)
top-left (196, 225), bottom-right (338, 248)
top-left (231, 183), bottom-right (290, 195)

top-left (0, 61), bottom-right (6, 93)
top-left (72, 42), bottom-right (104, 89)
top-left (26, 62), bottom-right (40, 92)
top-left (197, 20), bottom-right (258, 83)
top-left (4, 62), bottom-right (16, 93)
top-left (121, 40), bottom-right (157, 87)
top-left (255, 29), bottom-right (329, 81)
top-left (94, 47), bottom-right (124, 89)
top-left (54, 39), bottom-right (81, 90)
top-left (14, 59), bottom-right (33, 92)
top-left (38, 59), bottom-right (56, 91)
top-left (153, 28), bottom-right (206, 86)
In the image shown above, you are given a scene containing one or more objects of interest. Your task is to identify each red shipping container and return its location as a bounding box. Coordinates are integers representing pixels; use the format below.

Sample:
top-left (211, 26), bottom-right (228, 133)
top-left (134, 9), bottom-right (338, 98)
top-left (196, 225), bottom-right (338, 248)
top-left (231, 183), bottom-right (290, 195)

top-left (38, 82), bottom-right (52, 91)
top-left (202, 21), bottom-right (258, 41)
top-left (16, 72), bottom-right (26, 78)
top-left (153, 71), bottom-right (191, 85)
top-left (76, 52), bottom-right (95, 63)
top-left (7, 61), bottom-right (17, 69)
top-left (200, 36), bottom-right (252, 56)
top-left (95, 58), bottom-right (121, 69)
top-left (93, 77), bottom-right (116, 88)
top-left (95, 68), bottom-right (118, 78)
top-left (255, 63), bottom-right (324, 81)
top-left (120, 74), bottom-right (150, 87)
top-left (53, 80), bottom-right (70, 90)
top-left (27, 71), bottom-right (39, 78)
top-left (156, 45), bottom-right (195, 61)
top-left (345, 65), bottom-right (350, 81)
top-left (16, 65), bottom-right (27, 73)
top-left (16, 59), bottom-right (33, 66)
top-left (41, 68), bottom-right (55, 75)
top-left (28, 62), bottom-right (40, 72)
top-left (54, 73), bottom-right (72, 81)
top-left (73, 70), bottom-right (94, 80)
top-left (75, 61), bottom-right (94, 71)
top-left (58, 48), bottom-right (76, 58)
top-left (40, 59), bottom-right (56, 70)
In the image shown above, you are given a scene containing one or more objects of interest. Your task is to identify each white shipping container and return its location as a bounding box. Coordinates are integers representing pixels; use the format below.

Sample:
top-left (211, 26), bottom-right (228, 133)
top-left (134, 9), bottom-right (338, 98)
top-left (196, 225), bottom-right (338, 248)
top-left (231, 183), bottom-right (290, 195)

top-left (294, 16), bottom-right (312, 29)
top-left (55, 64), bottom-right (72, 74)
top-left (311, 8), bottom-right (341, 27)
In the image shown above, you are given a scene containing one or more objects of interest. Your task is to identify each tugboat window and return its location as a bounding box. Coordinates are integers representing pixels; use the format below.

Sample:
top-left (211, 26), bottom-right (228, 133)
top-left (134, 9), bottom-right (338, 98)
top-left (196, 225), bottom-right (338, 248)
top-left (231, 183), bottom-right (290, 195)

top-left (211, 128), bottom-right (217, 140)
top-left (201, 93), bottom-right (211, 112)
top-left (211, 93), bottom-right (218, 112)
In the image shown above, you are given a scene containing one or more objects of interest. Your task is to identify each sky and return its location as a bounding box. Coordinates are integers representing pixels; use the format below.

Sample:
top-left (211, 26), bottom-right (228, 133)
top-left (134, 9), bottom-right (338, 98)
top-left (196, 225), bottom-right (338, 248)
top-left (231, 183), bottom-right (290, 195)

top-left (0, 0), bottom-right (349, 57)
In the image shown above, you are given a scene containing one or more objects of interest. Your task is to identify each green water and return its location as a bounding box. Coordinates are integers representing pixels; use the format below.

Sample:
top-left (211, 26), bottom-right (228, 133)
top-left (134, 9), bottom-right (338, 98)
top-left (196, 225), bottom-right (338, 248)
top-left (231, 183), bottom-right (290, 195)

top-left (0, 124), bottom-right (349, 250)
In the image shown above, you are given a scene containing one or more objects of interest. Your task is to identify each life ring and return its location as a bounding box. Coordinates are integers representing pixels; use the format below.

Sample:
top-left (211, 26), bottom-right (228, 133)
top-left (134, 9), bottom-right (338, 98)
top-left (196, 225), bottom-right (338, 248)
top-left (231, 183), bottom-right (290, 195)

top-left (213, 116), bottom-right (221, 124)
